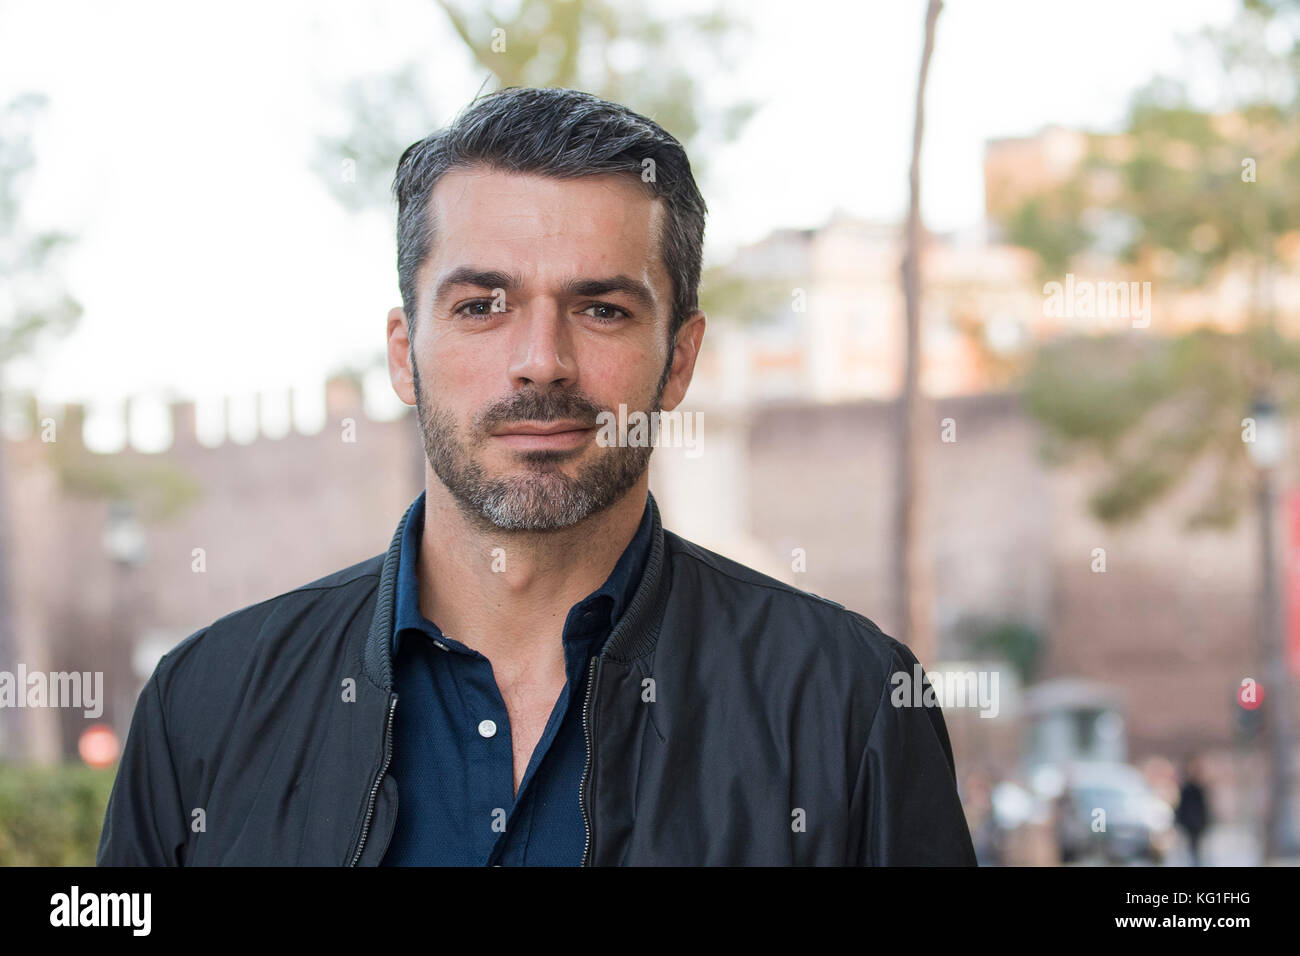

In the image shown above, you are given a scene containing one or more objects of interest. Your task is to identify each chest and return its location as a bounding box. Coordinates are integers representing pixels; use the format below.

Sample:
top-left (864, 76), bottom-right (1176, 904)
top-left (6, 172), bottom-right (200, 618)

top-left (501, 680), bottom-right (569, 795)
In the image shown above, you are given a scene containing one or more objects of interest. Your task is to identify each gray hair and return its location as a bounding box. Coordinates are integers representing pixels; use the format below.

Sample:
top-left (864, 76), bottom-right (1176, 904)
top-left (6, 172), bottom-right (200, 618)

top-left (392, 87), bottom-right (707, 343)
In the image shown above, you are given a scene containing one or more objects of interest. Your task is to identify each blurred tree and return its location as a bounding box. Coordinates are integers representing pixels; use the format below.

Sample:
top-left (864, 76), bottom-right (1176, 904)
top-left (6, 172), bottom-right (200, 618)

top-left (0, 95), bottom-right (81, 363)
top-left (1002, 0), bottom-right (1300, 527)
top-left (313, 0), bottom-right (785, 360)
top-left (1004, 0), bottom-right (1300, 527)
top-left (1003, 0), bottom-right (1300, 528)
top-left (972, 620), bottom-right (1044, 686)
top-left (0, 92), bottom-right (82, 763)
top-left (317, 0), bottom-right (757, 213)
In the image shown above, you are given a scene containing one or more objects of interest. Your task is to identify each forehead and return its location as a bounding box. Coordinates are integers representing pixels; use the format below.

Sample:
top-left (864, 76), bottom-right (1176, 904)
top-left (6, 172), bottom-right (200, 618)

top-left (423, 166), bottom-right (667, 289)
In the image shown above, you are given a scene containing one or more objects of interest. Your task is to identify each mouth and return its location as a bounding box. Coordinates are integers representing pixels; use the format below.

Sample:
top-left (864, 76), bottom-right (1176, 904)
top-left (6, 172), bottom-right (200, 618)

top-left (490, 420), bottom-right (595, 452)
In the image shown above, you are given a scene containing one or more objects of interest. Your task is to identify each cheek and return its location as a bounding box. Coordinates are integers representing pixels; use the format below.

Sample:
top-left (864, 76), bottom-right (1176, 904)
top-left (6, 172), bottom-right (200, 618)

top-left (419, 343), bottom-right (493, 423)
top-left (578, 339), bottom-right (664, 405)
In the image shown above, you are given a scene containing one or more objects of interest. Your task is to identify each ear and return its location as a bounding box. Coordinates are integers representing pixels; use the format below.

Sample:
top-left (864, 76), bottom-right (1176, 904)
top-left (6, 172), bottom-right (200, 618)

top-left (387, 306), bottom-right (416, 406)
top-left (659, 310), bottom-right (706, 413)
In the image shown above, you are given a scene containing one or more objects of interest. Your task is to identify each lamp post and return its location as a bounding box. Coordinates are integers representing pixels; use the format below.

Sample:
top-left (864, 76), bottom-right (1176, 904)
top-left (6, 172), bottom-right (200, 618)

top-left (1246, 393), bottom-right (1299, 861)
top-left (102, 500), bottom-right (147, 741)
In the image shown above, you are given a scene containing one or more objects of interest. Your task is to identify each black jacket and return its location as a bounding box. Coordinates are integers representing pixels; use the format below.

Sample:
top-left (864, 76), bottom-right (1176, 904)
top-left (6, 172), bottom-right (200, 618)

top-left (97, 493), bottom-right (977, 866)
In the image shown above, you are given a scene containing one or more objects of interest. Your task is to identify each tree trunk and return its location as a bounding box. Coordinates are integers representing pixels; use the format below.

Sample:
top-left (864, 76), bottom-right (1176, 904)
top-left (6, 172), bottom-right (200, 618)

top-left (894, 0), bottom-right (942, 666)
top-left (0, 378), bottom-right (62, 762)
top-left (0, 384), bottom-right (20, 758)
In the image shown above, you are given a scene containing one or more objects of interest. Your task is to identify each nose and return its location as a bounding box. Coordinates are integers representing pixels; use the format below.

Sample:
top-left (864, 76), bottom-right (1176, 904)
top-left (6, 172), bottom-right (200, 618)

top-left (507, 299), bottom-right (577, 389)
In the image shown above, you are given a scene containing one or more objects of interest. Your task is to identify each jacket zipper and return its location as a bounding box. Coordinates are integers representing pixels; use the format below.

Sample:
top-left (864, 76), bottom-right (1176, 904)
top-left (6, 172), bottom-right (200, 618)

top-left (579, 654), bottom-right (601, 866)
top-left (349, 691), bottom-right (398, 866)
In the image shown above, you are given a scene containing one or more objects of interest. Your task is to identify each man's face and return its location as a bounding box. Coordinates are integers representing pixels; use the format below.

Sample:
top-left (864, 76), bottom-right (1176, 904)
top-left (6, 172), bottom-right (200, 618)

top-left (387, 166), bottom-right (703, 531)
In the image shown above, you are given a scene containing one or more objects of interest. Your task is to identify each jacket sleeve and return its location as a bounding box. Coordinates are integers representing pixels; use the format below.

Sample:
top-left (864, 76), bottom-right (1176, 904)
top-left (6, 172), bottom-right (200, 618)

top-left (96, 661), bottom-right (189, 866)
top-left (853, 642), bottom-right (978, 866)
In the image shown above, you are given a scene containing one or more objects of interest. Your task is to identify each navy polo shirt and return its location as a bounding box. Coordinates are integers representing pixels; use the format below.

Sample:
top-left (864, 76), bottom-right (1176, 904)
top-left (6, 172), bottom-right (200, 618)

top-left (380, 489), bottom-right (653, 866)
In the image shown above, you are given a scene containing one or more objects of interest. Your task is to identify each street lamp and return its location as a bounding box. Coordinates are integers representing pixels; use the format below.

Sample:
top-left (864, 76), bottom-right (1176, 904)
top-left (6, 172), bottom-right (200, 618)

top-left (102, 501), bottom-right (147, 567)
top-left (1246, 393), bottom-right (1299, 861)
top-left (102, 500), bottom-right (147, 752)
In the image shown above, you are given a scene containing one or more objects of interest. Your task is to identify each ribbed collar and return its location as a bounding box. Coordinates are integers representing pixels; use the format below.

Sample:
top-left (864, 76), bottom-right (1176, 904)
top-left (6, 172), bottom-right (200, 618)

top-left (365, 489), bottom-right (670, 692)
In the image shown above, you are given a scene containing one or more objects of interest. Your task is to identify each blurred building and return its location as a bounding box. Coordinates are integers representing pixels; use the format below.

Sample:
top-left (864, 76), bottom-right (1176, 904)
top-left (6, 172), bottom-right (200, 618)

top-left (4, 377), bottom-right (1297, 778)
top-left (689, 210), bottom-right (1042, 405)
top-left (0, 378), bottom-right (424, 761)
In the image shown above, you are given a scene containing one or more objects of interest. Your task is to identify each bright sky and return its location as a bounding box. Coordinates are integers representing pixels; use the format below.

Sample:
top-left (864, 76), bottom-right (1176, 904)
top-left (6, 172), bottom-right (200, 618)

top-left (0, 0), bottom-right (1239, 427)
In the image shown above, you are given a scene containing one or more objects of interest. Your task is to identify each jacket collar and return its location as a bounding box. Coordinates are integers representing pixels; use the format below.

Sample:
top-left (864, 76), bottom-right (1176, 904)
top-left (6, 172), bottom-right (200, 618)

top-left (363, 488), bottom-right (671, 692)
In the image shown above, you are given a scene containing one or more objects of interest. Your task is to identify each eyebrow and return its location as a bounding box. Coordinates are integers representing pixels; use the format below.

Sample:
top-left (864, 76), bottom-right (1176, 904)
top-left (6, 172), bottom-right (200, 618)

top-left (433, 267), bottom-right (657, 311)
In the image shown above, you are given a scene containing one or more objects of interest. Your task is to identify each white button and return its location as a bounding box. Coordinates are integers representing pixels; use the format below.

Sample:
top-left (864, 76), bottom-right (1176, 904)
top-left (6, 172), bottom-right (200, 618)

top-left (433, 640), bottom-right (448, 651)
top-left (478, 719), bottom-right (497, 738)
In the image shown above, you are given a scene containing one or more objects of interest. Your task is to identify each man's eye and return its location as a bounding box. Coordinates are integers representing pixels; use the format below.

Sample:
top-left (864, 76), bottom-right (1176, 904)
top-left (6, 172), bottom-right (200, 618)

top-left (454, 300), bottom-right (498, 318)
top-left (582, 303), bottom-right (630, 323)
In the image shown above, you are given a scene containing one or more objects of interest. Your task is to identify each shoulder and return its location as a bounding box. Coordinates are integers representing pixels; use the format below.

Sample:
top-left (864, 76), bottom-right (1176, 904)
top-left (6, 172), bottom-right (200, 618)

top-left (150, 553), bottom-right (385, 698)
top-left (662, 530), bottom-right (908, 677)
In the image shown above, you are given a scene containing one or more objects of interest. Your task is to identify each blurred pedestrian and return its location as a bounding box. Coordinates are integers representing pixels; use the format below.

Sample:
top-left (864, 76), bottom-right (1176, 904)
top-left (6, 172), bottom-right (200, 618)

top-left (1175, 755), bottom-right (1212, 866)
top-left (1053, 784), bottom-right (1081, 864)
top-left (964, 768), bottom-right (1004, 866)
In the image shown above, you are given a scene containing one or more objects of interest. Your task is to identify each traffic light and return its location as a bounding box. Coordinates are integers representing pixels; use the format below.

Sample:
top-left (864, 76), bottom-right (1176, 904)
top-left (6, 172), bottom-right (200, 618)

top-left (1235, 694), bottom-right (1264, 741)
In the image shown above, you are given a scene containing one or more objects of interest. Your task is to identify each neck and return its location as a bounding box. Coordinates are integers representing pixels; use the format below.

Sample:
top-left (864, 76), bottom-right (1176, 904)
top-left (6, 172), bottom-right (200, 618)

top-left (417, 466), bottom-right (648, 664)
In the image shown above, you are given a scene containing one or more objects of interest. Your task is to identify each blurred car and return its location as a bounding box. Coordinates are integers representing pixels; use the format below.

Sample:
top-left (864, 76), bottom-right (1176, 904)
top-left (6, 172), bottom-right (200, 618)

top-left (1048, 761), bottom-right (1176, 864)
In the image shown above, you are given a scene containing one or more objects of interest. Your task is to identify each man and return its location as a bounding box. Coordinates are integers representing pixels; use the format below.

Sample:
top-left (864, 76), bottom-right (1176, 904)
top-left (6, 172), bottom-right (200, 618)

top-left (97, 86), bottom-right (977, 866)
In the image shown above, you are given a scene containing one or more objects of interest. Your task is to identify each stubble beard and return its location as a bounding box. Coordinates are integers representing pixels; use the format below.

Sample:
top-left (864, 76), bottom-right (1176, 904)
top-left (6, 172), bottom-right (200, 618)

top-left (412, 359), bottom-right (667, 532)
